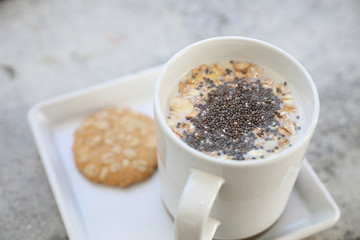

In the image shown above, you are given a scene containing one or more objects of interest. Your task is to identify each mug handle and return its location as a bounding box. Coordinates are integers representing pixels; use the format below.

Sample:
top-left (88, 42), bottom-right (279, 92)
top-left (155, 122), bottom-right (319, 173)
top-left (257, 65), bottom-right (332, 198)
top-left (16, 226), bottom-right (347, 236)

top-left (175, 169), bottom-right (225, 240)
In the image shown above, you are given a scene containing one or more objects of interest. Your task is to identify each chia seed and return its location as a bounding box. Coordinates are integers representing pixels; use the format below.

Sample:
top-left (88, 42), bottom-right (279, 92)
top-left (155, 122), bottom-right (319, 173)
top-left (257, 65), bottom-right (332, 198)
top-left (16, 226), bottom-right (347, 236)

top-left (183, 77), bottom-right (282, 160)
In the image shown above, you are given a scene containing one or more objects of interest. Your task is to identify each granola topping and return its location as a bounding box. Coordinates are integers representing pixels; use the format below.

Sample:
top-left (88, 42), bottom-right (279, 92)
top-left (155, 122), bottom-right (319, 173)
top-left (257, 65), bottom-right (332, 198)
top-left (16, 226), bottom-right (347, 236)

top-left (167, 61), bottom-right (301, 161)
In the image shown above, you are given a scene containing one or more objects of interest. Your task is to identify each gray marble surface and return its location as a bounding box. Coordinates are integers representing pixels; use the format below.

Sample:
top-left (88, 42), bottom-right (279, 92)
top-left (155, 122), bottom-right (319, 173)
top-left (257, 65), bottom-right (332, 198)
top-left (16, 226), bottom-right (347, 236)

top-left (1, 0), bottom-right (359, 239)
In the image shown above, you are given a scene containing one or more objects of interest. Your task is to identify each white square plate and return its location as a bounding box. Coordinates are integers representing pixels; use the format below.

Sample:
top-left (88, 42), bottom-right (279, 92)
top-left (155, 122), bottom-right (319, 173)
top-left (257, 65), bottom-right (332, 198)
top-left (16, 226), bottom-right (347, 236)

top-left (28, 66), bottom-right (340, 240)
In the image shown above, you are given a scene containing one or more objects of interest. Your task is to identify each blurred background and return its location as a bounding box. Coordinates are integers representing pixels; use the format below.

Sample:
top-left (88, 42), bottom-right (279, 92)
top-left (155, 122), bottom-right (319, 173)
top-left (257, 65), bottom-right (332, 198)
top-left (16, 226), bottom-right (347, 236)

top-left (0, 0), bottom-right (359, 239)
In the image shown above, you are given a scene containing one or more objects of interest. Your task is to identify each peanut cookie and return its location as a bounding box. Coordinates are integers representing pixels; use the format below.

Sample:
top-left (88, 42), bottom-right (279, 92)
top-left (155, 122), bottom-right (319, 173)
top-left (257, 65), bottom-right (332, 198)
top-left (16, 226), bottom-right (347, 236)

top-left (73, 108), bottom-right (157, 188)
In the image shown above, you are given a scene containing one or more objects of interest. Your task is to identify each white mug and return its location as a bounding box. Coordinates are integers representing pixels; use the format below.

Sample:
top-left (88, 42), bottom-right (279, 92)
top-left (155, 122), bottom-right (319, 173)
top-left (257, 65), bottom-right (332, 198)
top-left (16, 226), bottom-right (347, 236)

top-left (154, 37), bottom-right (319, 239)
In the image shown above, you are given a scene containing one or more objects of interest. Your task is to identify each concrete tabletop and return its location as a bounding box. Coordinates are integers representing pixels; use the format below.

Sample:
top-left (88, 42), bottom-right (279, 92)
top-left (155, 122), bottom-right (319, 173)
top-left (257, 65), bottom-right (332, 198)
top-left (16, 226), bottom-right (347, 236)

top-left (1, 0), bottom-right (359, 239)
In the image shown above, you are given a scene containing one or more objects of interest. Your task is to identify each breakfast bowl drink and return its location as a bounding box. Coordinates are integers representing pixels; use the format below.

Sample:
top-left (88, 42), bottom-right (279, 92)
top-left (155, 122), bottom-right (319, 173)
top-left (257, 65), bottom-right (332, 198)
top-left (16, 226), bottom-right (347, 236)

top-left (154, 37), bottom-right (319, 240)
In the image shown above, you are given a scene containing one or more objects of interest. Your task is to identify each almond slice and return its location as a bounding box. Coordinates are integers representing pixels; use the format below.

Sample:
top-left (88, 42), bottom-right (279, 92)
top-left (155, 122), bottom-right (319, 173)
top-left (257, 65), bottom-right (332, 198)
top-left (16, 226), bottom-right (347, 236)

top-left (278, 126), bottom-right (292, 137)
top-left (186, 109), bottom-right (200, 120)
top-left (281, 96), bottom-right (294, 104)
top-left (233, 62), bottom-right (250, 73)
top-left (170, 97), bottom-right (194, 115)
top-left (188, 88), bottom-right (200, 96)
top-left (278, 138), bottom-right (289, 147)
top-left (283, 104), bottom-right (296, 113)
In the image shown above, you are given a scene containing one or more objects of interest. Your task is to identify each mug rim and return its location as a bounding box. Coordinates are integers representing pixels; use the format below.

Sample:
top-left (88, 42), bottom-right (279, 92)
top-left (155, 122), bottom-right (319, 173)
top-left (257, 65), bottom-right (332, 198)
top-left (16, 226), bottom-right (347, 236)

top-left (154, 36), bottom-right (320, 167)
